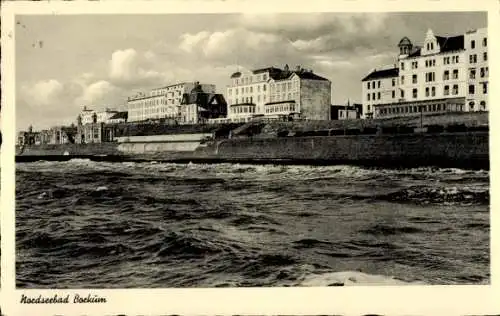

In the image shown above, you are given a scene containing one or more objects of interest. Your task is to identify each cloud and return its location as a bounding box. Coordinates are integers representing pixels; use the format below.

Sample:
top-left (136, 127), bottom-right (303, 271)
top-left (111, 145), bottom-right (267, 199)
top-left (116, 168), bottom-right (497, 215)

top-left (178, 28), bottom-right (305, 69)
top-left (240, 13), bottom-right (388, 41)
top-left (76, 80), bottom-right (120, 105)
top-left (24, 79), bottom-right (64, 106)
top-left (108, 48), bottom-right (166, 87)
top-left (179, 31), bottom-right (211, 53)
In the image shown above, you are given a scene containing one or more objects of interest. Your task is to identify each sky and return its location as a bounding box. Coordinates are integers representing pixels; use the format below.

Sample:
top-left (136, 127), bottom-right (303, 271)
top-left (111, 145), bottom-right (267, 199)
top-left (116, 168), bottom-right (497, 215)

top-left (15, 12), bottom-right (486, 131)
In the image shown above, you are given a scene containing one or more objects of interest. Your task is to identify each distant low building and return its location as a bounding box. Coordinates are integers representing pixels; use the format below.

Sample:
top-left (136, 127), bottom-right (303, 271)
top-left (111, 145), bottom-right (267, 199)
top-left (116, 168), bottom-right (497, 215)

top-left (331, 103), bottom-right (363, 120)
top-left (18, 125), bottom-right (76, 145)
top-left (48, 126), bottom-right (77, 144)
top-left (107, 111), bottom-right (128, 124)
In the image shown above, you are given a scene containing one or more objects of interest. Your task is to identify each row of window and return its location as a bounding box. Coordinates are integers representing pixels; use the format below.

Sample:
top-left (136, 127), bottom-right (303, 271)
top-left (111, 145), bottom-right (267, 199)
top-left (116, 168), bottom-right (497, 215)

top-left (149, 86), bottom-right (186, 97)
top-left (397, 85), bottom-right (461, 99)
top-left (401, 58), bottom-right (437, 71)
top-left (443, 55), bottom-right (460, 65)
top-left (379, 103), bottom-right (450, 116)
top-left (367, 92), bottom-right (382, 101)
top-left (234, 74), bottom-right (268, 86)
top-left (271, 81), bottom-right (299, 93)
top-left (367, 80), bottom-right (381, 89)
top-left (469, 67), bottom-right (489, 79)
top-left (128, 98), bottom-right (181, 108)
top-left (231, 96), bottom-right (256, 104)
top-left (270, 92), bottom-right (298, 103)
top-left (402, 55), bottom-right (461, 70)
top-left (367, 79), bottom-right (397, 90)
top-left (230, 106), bottom-right (256, 114)
top-left (129, 107), bottom-right (179, 115)
top-left (228, 84), bottom-right (267, 95)
top-left (378, 100), bottom-right (487, 117)
top-left (425, 59), bottom-right (436, 68)
top-left (469, 52), bottom-right (487, 63)
top-left (265, 104), bottom-right (296, 114)
top-left (402, 69), bottom-right (460, 85)
top-left (424, 72), bottom-right (436, 83)
top-left (470, 38), bottom-right (487, 49)
top-left (468, 82), bottom-right (489, 95)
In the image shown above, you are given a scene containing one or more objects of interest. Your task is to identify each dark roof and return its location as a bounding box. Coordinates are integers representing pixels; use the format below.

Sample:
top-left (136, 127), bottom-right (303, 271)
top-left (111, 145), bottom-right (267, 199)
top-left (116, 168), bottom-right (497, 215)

top-left (230, 102), bottom-right (256, 107)
top-left (265, 100), bottom-right (296, 105)
top-left (408, 47), bottom-right (422, 57)
top-left (252, 67), bottom-right (281, 74)
top-left (294, 71), bottom-right (329, 81)
top-left (109, 111), bottom-right (128, 120)
top-left (398, 37), bottom-right (412, 47)
top-left (230, 66), bottom-right (330, 82)
top-left (190, 84), bottom-right (204, 94)
top-left (181, 92), bottom-right (227, 108)
top-left (362, 67), bottom-right (399, 81)
top-left (435, 35), bottom-right (464, 52)
top-left (267, 69), bottom-right (329, 82)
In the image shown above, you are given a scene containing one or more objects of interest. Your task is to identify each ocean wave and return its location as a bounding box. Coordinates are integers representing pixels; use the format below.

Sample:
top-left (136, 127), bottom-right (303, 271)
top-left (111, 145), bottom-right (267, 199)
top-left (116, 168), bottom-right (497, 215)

top-left (358, 185), bottom-right (489, 205)
top-left (298, 270), bottom-right (426, 286)
top-left (359, 224), bottom-right (424, 236)
top-left (16, 161), bottom-right (490, 288)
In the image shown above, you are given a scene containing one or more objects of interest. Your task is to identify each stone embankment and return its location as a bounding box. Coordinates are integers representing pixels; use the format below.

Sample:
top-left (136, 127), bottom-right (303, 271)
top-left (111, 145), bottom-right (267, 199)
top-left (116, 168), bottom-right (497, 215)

top-left (233, 112), bottom-right (488, 138)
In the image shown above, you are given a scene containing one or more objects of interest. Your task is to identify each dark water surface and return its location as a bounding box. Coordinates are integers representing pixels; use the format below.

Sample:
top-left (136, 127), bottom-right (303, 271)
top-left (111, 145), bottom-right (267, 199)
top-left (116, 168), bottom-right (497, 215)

top-left (16, 160), bottom-right (489, 288)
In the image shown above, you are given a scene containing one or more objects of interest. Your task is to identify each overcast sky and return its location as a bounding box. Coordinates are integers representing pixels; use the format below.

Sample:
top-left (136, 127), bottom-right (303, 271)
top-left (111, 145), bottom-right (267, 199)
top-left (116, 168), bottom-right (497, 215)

top-left (16, 12), bottom-right (486, 131)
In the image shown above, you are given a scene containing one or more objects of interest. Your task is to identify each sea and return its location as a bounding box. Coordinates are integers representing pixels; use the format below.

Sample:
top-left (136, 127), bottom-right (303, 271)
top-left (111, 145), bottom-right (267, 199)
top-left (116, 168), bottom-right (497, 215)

top-left (16, 160), bottom-right (490, 288)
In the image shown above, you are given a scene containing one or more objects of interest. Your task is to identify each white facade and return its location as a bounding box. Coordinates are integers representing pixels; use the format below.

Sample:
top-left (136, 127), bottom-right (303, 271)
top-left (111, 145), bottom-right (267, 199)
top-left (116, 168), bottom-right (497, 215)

top-left (79, 107), bottom-right (119, 124)
top-left (362, 27), bottom-right (488, 119)
top-left (361, 67), bottom-right (399, 119)
top-left (80, 108), bottom-right (95, 125)
top-left (226, 69), bottom-right (270, 120)
top-left (398, 30), bottom-right (466, 110)
top-left (127, 82), bottom-right (216, 122)
top-left (465, 28), bottom-right (488, 112)
top-left (226, 66), bottom-right (331, 121)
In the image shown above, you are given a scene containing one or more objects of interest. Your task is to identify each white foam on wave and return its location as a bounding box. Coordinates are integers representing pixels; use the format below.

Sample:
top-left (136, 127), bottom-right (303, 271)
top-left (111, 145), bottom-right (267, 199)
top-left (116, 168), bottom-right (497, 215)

top-left (67, 158), bottom-right (93, 163)
top-left (299, 271), bottom-right (425, 286)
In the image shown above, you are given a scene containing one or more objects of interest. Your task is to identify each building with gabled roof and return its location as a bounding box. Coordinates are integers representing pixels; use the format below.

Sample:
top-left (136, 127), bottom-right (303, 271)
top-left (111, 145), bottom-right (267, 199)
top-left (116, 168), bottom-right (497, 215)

top-left (180, 84), bottom-right (228, 124)
top-left (225, 64), bottom-right (331, 122)
top-left (361, 27), bottom-right (488, 119)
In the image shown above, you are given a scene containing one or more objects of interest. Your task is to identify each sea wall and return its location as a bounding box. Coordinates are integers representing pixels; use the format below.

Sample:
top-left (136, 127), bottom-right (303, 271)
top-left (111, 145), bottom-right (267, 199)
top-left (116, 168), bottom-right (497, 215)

top-left (216, 132), bottom-right (489, 168)
top-left (257, 112), bottom-right (489, 136)
top-left (17, 143), bottom-right (122, 156)
top-left (117, 141), bottom-right (202, 153)
top-left (115, 133), bottom-right (213, 143)
top-left (16, 131), bottom-right (489, 169)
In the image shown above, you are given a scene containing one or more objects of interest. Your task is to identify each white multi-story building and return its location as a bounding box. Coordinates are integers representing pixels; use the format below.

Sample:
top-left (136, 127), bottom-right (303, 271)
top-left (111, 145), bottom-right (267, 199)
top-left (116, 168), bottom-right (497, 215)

top-left (361, 66), bottom-right (399, 119)
top-left (226, 65), bottom-right (331, 122)
top-left (78, 107), bottom-right (119, 125)
top-left (127, 82), bottom-right (216, 122)
top-left (465, 28), bottom-right (488, 112)
top-left (361, 27), bottom-right (488, 119)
